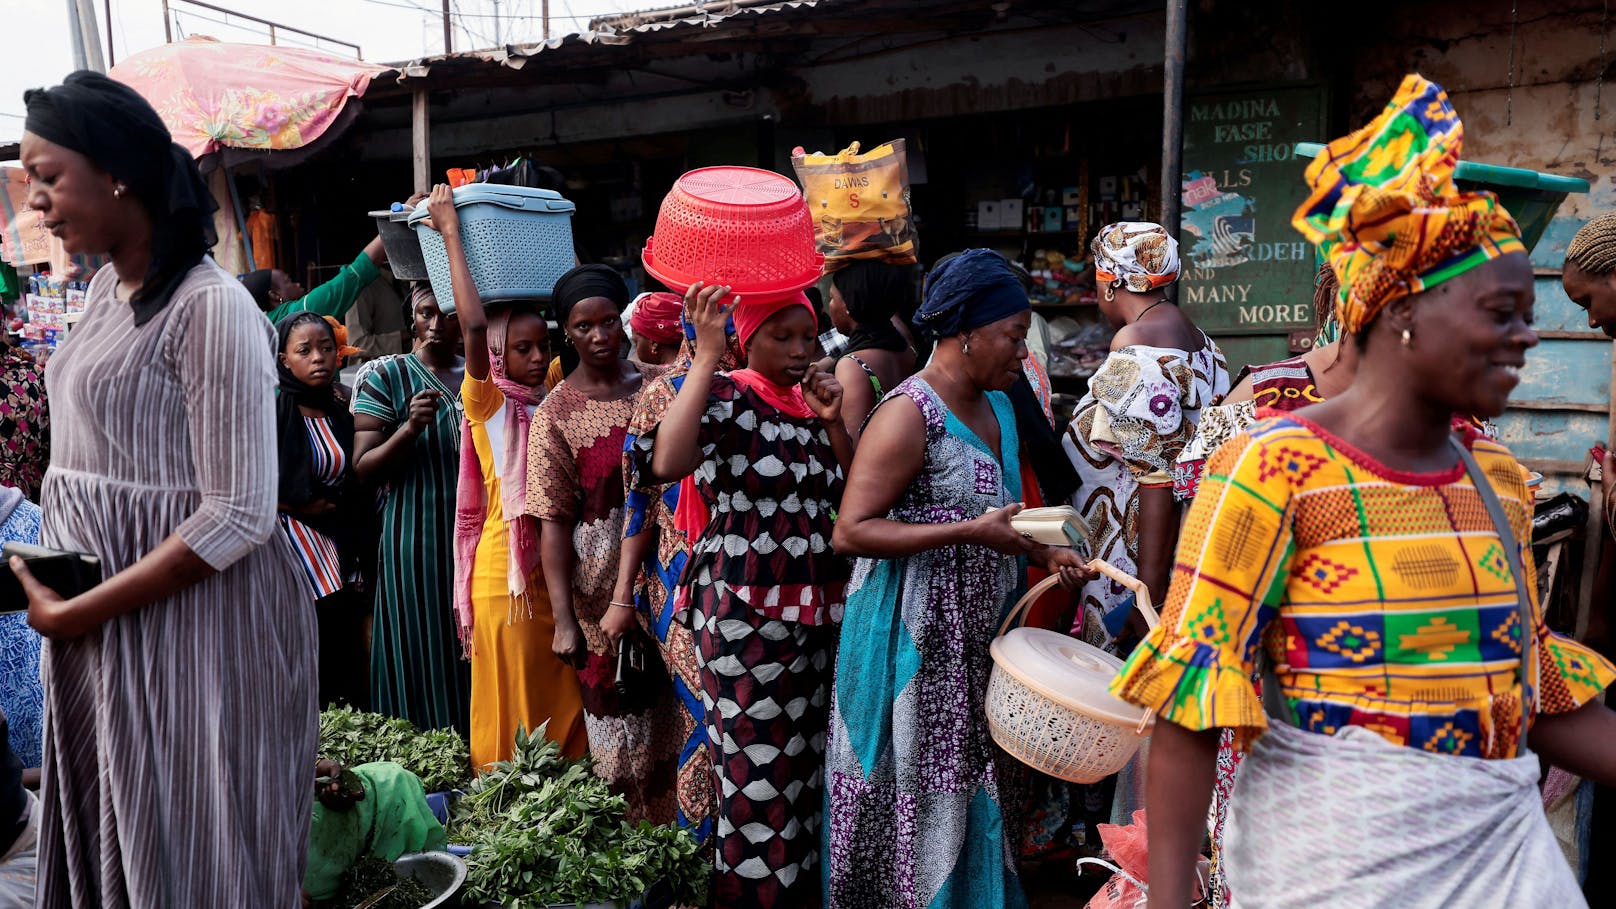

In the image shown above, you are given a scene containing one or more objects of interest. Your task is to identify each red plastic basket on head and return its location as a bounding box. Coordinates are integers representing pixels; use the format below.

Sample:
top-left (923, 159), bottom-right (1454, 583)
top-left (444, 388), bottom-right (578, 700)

top-left (642, 166), bottom-right (825, 303)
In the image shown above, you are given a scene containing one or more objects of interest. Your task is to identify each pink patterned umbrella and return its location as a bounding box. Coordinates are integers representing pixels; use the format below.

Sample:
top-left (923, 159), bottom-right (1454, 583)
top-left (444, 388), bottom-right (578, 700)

top-left (108, 37), bottom-right (388, 161)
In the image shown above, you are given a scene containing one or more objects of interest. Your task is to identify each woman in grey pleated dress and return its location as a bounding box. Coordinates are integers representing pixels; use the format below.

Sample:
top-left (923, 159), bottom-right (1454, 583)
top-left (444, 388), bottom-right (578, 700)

top-left (10, 73), bottom-right (317, 907)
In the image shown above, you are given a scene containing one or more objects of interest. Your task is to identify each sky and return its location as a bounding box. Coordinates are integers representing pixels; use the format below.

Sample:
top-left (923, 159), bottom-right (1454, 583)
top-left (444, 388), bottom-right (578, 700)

top-left (1, 0), bottom-right (658, 141)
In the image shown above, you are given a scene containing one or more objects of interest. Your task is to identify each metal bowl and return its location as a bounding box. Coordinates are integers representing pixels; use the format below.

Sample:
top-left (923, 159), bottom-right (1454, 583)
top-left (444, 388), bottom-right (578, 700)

top-left (394, 851), bottom-right (467, 909)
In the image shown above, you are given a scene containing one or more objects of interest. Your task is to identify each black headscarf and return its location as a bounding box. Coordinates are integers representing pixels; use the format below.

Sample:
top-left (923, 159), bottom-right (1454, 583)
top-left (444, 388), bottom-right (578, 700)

top-left (24, 71), bottom-right (217, 327)
top-left (273, 313), bottom-right (357, 553)
top-left (551, 264), bottom-right (629, 375)
top-left (241, 269), bottom-right (275, 311)
top-left (832, 260), bottom-right (912, 354)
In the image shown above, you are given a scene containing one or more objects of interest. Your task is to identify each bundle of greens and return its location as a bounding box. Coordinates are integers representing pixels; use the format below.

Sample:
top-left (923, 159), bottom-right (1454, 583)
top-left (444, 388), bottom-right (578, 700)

top-left (451, 726), bottom-right (706, 908)
top-left (318, 707), bottom-right (471, 794)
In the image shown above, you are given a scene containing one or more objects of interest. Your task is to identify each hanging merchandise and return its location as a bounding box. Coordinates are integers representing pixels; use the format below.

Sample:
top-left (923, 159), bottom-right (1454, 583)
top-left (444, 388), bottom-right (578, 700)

top-left (792, 140), bottom-right (918, 271)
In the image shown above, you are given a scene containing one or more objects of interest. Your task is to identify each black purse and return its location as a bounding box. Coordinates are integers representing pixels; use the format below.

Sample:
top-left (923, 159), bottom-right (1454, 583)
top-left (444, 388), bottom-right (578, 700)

top-left (615, 629), bottom-right (668, 711)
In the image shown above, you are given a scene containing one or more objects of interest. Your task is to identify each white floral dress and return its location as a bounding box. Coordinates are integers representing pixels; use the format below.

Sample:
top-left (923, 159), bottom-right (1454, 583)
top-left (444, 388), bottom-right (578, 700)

top-left (1062, 334), bottom-right (1228, 650)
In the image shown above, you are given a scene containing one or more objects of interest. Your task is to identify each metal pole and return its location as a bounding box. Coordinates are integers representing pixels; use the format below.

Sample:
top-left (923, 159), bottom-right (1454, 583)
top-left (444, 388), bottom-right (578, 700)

top-left (1159, 0), bottom-right (1188, 242)
top-left (441, 0), bottom-right (452, 52)
top-left (162, 0), bottom-right (172, 43)
top-left (492, 0), bottom-right (501, 45)
top-left (74, 0), bottom-right (106, 71)
top-left (104, 0), bottom-right (114, 66)
top-left (65, 0), bottom-right (87, 69)
top-left (268, 23), bottom-right (277, 46)
top-left (543, 0), bottom-right (550, 39)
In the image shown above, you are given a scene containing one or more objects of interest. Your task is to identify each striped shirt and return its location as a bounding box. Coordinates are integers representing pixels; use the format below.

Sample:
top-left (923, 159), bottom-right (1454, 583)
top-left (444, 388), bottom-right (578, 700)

top-left (278, 416), bottom-right (348, 598)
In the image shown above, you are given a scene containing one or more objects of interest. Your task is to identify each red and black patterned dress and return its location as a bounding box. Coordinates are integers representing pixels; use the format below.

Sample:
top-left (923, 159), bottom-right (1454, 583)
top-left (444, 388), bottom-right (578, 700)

top-left (628, 374), bottom-right (849, 909)
top-left (0, 345), bottom-right (49, 500)
top-left (527, 369), bottom-right (680, 825)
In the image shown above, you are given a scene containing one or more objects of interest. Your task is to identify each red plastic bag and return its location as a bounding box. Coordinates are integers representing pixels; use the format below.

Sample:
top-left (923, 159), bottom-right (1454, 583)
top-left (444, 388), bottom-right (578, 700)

top-left (1080, 810), bottom-right (1209, 909)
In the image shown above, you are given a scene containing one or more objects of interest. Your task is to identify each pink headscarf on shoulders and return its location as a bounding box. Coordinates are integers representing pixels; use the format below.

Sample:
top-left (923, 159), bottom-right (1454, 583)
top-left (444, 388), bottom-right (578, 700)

top-left (452, 307), bottom-right (545, 648)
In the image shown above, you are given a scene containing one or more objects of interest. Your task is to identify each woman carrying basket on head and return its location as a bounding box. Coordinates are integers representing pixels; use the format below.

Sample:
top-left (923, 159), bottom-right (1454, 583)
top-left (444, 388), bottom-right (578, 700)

top-left (629, 281), bottom-right (852, 909)
top-left (823, 248), bottom-right (1092, 909)
top-left (1117, 75), bottom-right (1616, 909)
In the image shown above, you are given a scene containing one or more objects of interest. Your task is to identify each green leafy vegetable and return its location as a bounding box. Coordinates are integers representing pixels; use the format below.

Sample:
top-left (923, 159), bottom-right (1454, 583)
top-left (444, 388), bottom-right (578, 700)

top-left (317, 706), bottom-right (471, 793)
top-left (324, 856), bottom-right (434, 909)
top-left (450, 726), bottom-right (708, 907)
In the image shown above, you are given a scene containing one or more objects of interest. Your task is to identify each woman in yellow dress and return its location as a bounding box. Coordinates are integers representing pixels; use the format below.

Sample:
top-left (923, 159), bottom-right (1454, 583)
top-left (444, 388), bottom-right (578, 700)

top-left (422, 185), bottom-right (587, 768)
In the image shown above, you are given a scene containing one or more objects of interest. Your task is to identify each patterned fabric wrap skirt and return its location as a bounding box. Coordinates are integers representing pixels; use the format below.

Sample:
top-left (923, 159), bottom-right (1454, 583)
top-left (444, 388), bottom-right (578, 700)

top-left (689, 569), bottom-right (835, 909)
top-left (1225, 721), bottom-right (1584, 908)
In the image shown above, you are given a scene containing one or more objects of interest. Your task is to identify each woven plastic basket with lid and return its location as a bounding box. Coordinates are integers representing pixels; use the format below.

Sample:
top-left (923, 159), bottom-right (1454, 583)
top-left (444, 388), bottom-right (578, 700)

top-left (642, 166), bottom-right (824, 303)
top-left (987, 560), bottom-right (1158, 784)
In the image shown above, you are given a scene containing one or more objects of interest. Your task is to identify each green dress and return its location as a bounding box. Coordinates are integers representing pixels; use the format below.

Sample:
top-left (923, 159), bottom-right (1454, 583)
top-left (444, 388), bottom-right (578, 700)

top-left (354, 354), bottom-right (471, 735)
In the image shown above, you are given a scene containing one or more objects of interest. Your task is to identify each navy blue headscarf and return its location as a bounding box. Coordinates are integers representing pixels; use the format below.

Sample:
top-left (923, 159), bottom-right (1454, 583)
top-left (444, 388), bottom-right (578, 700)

top-left (915, 248), bottom-right (1029, 339)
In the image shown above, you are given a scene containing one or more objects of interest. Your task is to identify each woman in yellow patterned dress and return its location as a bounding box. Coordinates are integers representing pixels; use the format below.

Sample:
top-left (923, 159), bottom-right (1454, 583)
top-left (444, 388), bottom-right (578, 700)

top-left (1116, 75), bottom-right (1616, 909)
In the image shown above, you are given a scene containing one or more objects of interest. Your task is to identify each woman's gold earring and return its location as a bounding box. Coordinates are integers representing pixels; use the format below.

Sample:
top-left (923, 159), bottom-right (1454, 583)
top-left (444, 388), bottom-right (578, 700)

top-left (1401, 328), bottom-right (1413, 348)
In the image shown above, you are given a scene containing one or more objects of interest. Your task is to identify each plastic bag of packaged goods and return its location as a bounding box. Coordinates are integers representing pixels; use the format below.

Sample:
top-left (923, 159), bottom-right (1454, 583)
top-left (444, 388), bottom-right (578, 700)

top-left (792, 140), bottom-right (917, 270)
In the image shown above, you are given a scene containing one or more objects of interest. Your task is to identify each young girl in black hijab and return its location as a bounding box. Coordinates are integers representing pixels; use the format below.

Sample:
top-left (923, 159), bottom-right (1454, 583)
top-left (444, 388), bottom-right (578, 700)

top-left (275, 311), bottom-right (368, 710)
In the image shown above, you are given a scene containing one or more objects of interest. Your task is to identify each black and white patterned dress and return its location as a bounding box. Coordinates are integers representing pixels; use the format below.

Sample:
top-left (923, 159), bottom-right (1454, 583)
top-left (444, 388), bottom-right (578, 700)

top-left (629, 374), bottom-right (848, 909)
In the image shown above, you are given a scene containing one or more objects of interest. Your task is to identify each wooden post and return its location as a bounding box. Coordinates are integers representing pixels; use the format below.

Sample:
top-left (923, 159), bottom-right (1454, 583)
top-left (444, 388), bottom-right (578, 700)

top-left (412, 87), bottom-right (431, 194)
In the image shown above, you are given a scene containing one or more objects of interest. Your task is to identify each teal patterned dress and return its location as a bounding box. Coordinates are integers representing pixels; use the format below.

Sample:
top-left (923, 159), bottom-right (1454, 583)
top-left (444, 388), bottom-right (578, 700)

top-left (823, 376), bottom-right (1029, 909)
top-left (354, 354), bottom-right (470, 735)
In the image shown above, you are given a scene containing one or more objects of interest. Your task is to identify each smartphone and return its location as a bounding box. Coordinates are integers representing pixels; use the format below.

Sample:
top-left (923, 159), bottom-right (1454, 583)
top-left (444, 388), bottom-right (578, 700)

top-left (0, 541), bottom-right (102, 612)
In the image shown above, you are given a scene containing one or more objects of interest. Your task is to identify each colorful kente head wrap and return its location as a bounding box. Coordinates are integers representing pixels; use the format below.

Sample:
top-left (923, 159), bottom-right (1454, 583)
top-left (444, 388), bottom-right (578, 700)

top-left (1092, 221), bottom-right (1181, 293)
top-left (1292, 74), bottom-right (1525, 336)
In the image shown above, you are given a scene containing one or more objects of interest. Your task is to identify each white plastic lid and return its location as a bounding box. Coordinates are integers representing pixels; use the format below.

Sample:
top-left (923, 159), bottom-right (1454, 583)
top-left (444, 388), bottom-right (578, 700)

top-left (991, 628), bottom-right (1149, 726)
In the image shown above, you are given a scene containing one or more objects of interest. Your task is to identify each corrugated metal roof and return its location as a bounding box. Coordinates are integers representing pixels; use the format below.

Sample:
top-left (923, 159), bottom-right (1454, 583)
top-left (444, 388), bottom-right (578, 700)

top-left (386, 0), bottom-right (830, 81)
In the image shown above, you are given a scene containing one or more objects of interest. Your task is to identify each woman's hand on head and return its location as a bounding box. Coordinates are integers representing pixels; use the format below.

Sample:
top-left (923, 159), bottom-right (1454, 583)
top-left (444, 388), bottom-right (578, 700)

top-left (801, 363), bottom-right (843, 423)
top-left (966, 503), bottom-right (1042, 557)
top-left (683, 282), bottom-right (736, 364)
top-left (421, 184), bottom-right (458, 235)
